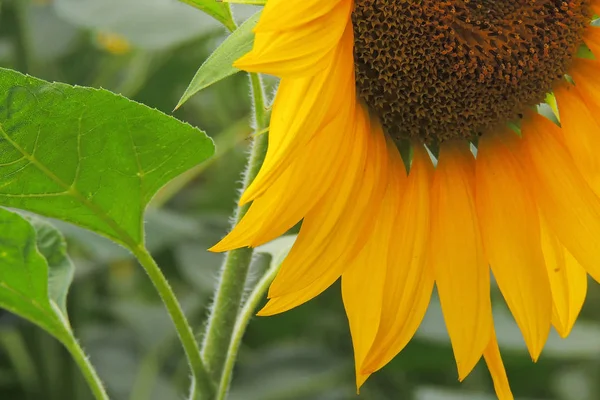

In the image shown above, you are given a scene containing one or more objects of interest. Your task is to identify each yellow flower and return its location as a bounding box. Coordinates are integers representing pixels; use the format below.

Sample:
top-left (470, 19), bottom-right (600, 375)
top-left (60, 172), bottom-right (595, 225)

top-left (211, 1), bottom-right (600, 398)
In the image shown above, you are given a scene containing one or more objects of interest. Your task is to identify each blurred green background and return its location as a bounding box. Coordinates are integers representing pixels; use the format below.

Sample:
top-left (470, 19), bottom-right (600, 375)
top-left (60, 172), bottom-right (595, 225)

top-left (2, 1), bottom-right (600, 399)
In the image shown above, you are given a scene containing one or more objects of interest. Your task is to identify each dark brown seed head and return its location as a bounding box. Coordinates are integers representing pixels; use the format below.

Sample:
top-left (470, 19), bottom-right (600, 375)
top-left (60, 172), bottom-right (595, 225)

top-left (353, 0), bottom-right (591, 143)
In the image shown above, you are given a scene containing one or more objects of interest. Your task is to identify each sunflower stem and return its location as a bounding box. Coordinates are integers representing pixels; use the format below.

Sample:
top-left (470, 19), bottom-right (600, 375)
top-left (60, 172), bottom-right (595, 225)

top-left (216, 255), bottom-right (279, 400)
top-left (201, 73), bottom-right (269, 383)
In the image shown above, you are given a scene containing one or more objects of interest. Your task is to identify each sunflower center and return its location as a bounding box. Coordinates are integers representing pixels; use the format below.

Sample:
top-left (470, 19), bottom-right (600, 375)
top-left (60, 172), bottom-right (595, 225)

top-left (353, 0), bottom-right (590, 143)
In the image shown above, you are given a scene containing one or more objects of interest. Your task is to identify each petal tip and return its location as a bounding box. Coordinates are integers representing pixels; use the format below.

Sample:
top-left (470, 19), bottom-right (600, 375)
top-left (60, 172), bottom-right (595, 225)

top-left (208, 243), bottom-right (225, 253)
top-left (355, 373), bottom-right (370, 393)
top-left (256, 298), bottom-right (285, 316)
top-left (256, 305), bottom-right (273, 317)
top-left (233, 53), bottom-right (257, 72)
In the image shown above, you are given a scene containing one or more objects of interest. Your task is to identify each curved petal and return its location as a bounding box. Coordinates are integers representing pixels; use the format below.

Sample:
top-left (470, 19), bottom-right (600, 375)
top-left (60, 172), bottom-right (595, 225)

top-left (539, 221), bottom-right (588, 338)
top-left (257, 279), bottom-right (334, 316)
top-left (256, 0), bottom-right (344, 32)
top-left (341, 150), bottom-right (405, 390)
top-left (554, 83), bottom-right (600, 194)
top-left (475, 131), bottom-right (551, 360)
top-left (210, 90), bottom-right (356, 251)
top-left (518, 112), bottom-right (600, 283)
top-left (239, 24), bottom-right (356, 204)
top-left (255, 107), bottom-right (371, 315)
top-left (267, 112), bottom-right (391, 298)
top-left (592, 1), bottom-right (600, 16)
top-left (235, 0), bottom-right (352, 78)
top-left (430, 141), bottom-right (492, 380)
top-left (583, 25), bottom-right (600, 58)
top-left (484, 329), bottom-right (514, 400)
top-left (361, 144), bottom-right (434, 373)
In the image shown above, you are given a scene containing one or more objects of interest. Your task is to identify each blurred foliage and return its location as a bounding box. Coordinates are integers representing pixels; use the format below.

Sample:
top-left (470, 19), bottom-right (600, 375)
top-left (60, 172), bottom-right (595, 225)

top-left (2, 1), bottom-right (600, 400)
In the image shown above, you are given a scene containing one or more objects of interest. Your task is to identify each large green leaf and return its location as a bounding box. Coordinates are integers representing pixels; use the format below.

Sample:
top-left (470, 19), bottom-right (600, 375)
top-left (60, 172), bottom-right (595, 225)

top-left (0, 68), bottom-right (214, 248)
top-left (179, 0), bottom-right (237, 31)
top-left (176, 11), bottom-right (261, 109)
top-left (0, 208), bottom-right (71, 342)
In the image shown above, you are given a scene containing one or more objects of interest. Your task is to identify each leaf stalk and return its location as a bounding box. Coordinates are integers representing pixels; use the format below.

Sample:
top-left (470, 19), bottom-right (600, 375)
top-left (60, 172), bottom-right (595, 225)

top-left (132, 246), bottom-right (215, 399)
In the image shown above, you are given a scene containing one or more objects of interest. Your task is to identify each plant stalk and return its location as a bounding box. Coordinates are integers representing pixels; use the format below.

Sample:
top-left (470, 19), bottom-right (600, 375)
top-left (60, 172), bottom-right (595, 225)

top-left (53, 308), bottom-right (110, 400)
top-left (132, 246), bottom-right (215, 399)
top-left (216, 255), bottom-right (279, 400)
top-left (201, 73), bottom-right (269, 383)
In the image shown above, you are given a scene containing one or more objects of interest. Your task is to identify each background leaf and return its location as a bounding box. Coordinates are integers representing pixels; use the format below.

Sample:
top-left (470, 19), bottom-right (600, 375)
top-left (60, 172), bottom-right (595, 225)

top-left (0, 67), bottom-right (214, 247)
top-left (177, 11), bottom-right (261, 109)
top-left (179, 0), bottom-right (237, 32)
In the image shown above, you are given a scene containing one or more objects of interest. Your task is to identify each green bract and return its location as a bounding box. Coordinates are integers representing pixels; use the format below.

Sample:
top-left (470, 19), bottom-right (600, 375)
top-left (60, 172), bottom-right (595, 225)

top-left (177, 11), bottom-right (261, 109)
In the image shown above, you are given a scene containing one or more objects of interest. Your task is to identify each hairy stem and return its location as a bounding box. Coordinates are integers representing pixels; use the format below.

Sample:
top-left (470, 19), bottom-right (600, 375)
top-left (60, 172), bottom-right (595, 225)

top-left (216, 255), bottom-right (279, 400)
top-left (132, 246), bottom-right (215, 399)
top-left (201, 73), bottom-right (269, 382)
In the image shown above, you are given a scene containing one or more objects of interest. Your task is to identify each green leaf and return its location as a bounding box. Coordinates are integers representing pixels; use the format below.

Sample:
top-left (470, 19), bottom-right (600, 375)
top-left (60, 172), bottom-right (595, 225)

top-left (176, 11), bottom-right (261, 109)
top-left (0, 68), bottom-right (214, 248)
top-left (25, 215), bottom-right (74, 315)
top-left (179, 0), bottom-right (237, 32)
top-left (0, 208), bottom-right (108, 399)
top-left (0, 208), bottom-right (70, 342)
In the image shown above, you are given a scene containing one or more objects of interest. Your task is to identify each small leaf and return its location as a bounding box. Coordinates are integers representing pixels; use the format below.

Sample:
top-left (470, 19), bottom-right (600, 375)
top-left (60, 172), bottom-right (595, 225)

top-left (0, 68), bottom-right (214, 248)
top-left (0, 208), bottom-right (70, 342)
top-left (25, 216), bottom-right (74, 315)
top-left (176, 11), bottom-right (261, 109)
top-left (179, 0), bottom-right (237, 31)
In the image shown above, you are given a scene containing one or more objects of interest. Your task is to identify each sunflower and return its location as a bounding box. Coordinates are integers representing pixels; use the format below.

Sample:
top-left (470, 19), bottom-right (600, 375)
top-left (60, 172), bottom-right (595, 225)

top-left (210, 1), bottom-right (600, 398)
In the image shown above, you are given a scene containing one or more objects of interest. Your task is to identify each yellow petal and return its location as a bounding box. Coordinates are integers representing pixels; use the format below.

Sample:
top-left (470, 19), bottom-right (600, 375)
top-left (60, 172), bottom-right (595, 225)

top-left (209, 88), bottom-right (356, 251)
top-left (584, 25), bottom-right (600, 58)
top-left (430, 141), bottom-right (492, 381)
top-left (554, 83), bottom-right (600, 194)
top-left (267, 110), bottom-right (390, 298)
top-left (256, 108), bottom-right (372, 315)
top-left (592, 1), bottom-right (600, 16)
top-left (361, 144), bottom-right (434, 373)
top-left (234, 0), bottom-right (352, 78)
top-left (341, 151), bottom-right (404, 391)
top-left (483, 329), bottom-right (514, 400)
top-left (475, 131), bottom-right (551, 360)
top-left (519, 112), bottom-right (600, 283)
top-left (255, 0), bottom-right (344, 32)
top-left (258, 124), bottom-right (388, 317)
top-left (539, 221), bottom-right (588, 338)
top-left (257, 282), bottom-right (332, 316)
top-left (239, 25), bottom-right (355, 204)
